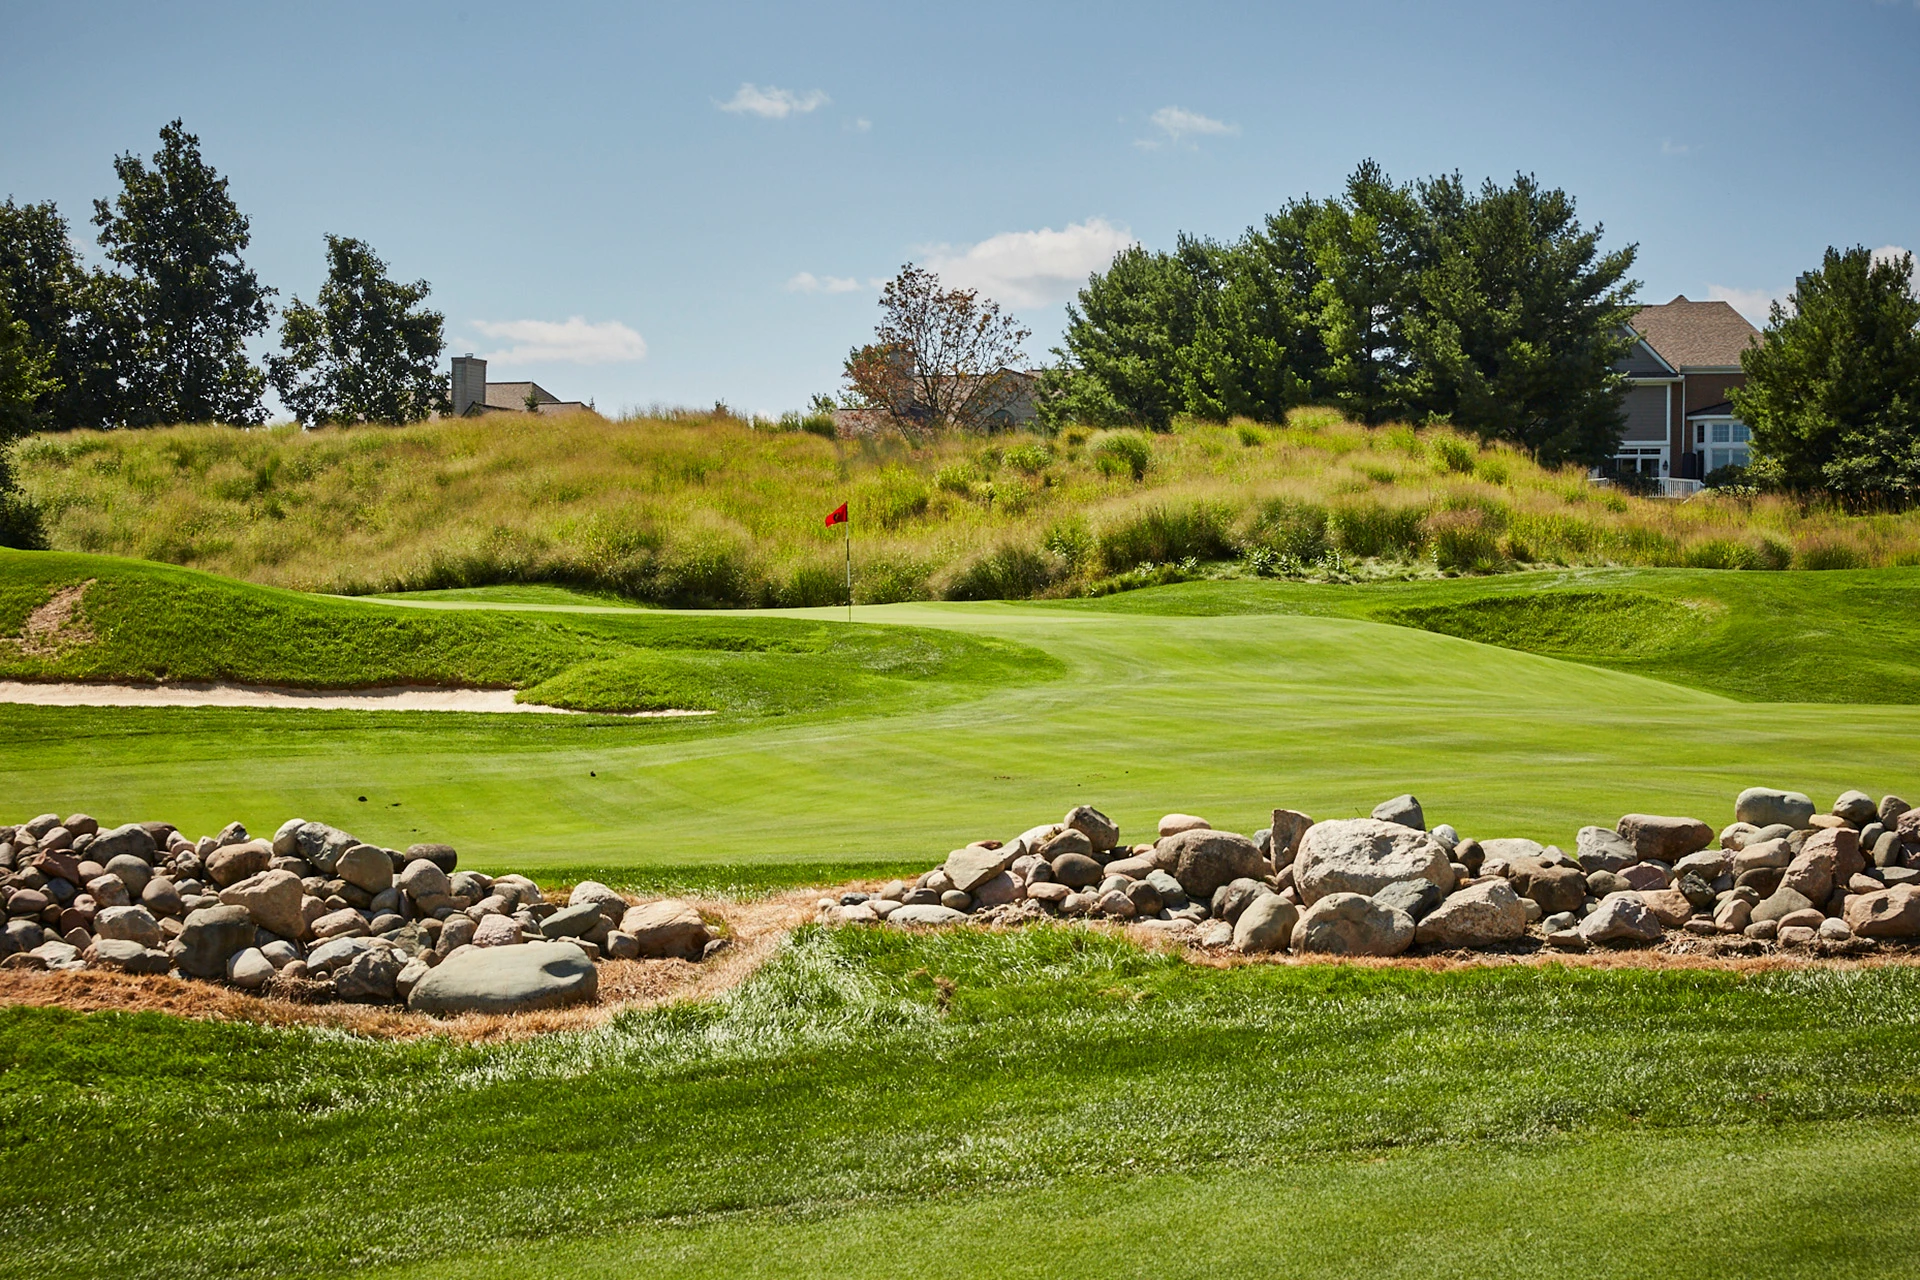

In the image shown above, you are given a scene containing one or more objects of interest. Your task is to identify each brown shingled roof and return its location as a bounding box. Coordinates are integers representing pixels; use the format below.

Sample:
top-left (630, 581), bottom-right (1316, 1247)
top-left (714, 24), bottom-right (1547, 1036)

top-left (1630, 296), bottom-right (1762, 369)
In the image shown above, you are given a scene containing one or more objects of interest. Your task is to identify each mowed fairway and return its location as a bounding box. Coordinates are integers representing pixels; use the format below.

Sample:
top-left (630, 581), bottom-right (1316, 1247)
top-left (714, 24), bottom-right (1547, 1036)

top-left (3, 564), bottom-right (1918, 887)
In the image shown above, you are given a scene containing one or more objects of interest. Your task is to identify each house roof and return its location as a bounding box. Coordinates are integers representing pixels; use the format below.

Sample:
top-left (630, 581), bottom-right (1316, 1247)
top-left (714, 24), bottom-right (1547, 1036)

top-left (1686, 401), bottom-right (1737, 418)
top-left (1629, 297), bottom-right (1762, 370)
top-left (483, 381), bottom-right (559, 410)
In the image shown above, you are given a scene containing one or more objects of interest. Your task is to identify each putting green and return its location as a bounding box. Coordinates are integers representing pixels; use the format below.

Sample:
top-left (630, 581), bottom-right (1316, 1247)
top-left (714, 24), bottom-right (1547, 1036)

top-left (3, 571), bottom-right (1916, 886)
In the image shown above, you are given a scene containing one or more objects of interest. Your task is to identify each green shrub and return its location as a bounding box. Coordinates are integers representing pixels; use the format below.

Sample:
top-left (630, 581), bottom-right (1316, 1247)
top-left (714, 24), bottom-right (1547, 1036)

top-left (1003, 443), bottom-right (1052, 475)
top-left (1430, 435), bottom-right (1476, 474)
top-left (1425, 507), bottom-right (1503, 572)
top-left (856, 468), bottom-right (930, 529)
top-left (1092, 431), bottom-right (1153, 481)
top-left (1798, 540), bottom-right (1864, 570)
top-left (943, 544), bottom-right (1063, 600)
top-left (1242, 498), bottom-right (1330, 561)
top-left (933, 463), bottom-right (973, 495)
top-left (1475, 455), bottom-right (1511, 485)
top-left (777, 559), bottom-right (848, 607)
top-left (1235, 424), bottom-right (1267, 447)
top-left (854, 555), bottom-right (934, 604)
top-left (1042, 516), bottom-right (1095, 570)
top-left (1097, 502), bottom-right (1235, 572)
top-left (1755, 536), bottom-right (1794, 570)
top-left (1328, 502), bottom-right (1426, 559)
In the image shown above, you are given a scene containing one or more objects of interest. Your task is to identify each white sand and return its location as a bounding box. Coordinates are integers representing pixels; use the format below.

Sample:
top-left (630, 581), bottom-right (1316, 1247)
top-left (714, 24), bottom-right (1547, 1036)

top-left (0, 680), bottom-right (713, 717)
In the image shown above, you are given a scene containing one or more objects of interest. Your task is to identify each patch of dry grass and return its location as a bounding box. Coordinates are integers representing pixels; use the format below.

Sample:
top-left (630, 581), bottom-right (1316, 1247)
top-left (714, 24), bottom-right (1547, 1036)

top-left (17, 407), bottom-right (1920, 603)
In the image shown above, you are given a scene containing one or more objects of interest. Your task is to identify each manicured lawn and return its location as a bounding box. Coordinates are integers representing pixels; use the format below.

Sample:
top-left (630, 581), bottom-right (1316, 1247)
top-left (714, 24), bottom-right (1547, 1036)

top-left (3, 928), bottom-right (1919, 1279)
top-left (1, 556), bottom-right (1915, 889)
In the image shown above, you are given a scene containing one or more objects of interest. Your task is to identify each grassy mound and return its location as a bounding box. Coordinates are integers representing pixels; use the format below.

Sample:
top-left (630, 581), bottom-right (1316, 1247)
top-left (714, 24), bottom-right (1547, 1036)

top-left (1375, 590), bottom-right (1714, 656)
top-left (18, 409), bottom-right (1920, 606)
top-left (0, 550), bottom-right (1052, 716)
top-left (2, 927), bottom-right (1918, 1278)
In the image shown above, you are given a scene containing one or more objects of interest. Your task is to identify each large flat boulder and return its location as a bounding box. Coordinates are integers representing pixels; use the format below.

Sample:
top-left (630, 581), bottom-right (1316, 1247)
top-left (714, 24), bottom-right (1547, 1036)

top-left (1579, 892), bottom-right (1663, 945)
top-left (618, 900), bottom-right (710, 959)
top-left (944, 844), bottom-right (1017, 893)
top-left (1293, 819), bottom-right (1453, 906)
top-left (1844, 885), bottom-right (1920, 938)
top-left (1735, 788), bottom-right (1816, 830)
top-left (1615, 815), bottom-right (1712, 863)
top-left (1289, 892), bottom-right (1414, 957)
top-left (407, 941), bottom-right (598, 1015)
top-left (174, 904), bottom-right (257, 978)
top-left (218, 868), bottom-right (305, 940)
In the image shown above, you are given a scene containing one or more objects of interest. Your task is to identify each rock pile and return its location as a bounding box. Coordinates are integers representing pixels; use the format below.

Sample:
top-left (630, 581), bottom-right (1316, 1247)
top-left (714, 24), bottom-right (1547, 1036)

top-left (0, 815), bottom-right (720, 1013)
top-left (824, 788), bottom-right (1920, 956)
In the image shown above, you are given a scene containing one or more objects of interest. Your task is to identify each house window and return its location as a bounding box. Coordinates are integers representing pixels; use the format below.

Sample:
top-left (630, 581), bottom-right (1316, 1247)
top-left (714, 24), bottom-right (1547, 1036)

top-left (1695, 418), bottom-right (1751, 473)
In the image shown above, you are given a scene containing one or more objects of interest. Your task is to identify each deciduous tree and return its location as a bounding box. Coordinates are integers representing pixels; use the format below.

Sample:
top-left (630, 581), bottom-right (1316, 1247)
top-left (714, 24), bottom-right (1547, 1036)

top-left (844, 264), bottom-right (1031, 438)
top-left (92, 119), bottom-right (272, 425)
top-left (267, 235), bottom-right (448, 426)
top-left (1733, 246), bottom-right (1920, 506)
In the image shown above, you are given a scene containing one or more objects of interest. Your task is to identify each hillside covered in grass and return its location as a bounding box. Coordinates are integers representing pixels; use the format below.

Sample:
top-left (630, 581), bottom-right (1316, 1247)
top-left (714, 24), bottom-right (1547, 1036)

top-left (17, 409), bottom-right (1920, 607)
top-left (0, 550), bottom-right (1049, 716)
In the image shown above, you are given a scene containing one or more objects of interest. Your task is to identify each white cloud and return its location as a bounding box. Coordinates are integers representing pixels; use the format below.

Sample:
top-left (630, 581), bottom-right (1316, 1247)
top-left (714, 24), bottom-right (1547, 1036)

top-left (1660, 138), bottom-right (1694, 156)
top-left (786, 272), bottom-right (865, 294)
top-left (924, 217), bottom-right (1138, 308)
top-left (846, 117), bottom-right (872, 133)
top-left (468, 317), bottom-right (648, 365)
top-left (1137, 105), bottom-right (1238, 150)
top-left (1706, 284), bottom-right (1789, 326)
top-left (1872, 243), bottom-right (1915, 269)
top-left (716, 83), bottom-right (829, 119)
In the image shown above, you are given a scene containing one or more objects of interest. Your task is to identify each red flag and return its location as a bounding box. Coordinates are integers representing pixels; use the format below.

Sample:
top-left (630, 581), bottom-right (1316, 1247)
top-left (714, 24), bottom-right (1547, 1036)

top-left (824, 502), bottom-right (848, 528)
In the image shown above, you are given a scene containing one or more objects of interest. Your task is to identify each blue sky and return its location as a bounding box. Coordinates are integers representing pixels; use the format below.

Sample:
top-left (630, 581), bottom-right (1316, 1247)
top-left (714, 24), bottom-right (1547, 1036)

top-left (3, 0), bottom-right (1916, 417)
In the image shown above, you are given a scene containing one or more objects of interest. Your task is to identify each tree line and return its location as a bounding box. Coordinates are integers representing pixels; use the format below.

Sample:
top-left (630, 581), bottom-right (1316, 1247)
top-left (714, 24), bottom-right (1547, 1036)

top-left (0, 120), bottom-right (449, 439)
top-left (1040, 161), bottom-right (1643, 467)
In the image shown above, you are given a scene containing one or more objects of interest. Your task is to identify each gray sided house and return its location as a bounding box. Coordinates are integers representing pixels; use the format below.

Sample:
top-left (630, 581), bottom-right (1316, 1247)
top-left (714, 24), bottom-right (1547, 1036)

top-left (1612, 298), bottom-right (1762, 481)
top-left (448, 355), bottom-right (594, 417)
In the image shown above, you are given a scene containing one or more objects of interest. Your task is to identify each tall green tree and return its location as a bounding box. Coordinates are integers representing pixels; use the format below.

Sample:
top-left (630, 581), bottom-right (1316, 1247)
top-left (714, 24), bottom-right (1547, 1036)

top-left (92, 119), bottom-right (272, 425)
top-left (1043, 244), bottom-right (1198, 429)
top-left (0, 296), bottom-right (58, 437)
top-left (1405, 172), bottom-right (1638, 465)
top-left (1732, 246), bottom-right (1920, 506)
top-left (0, 198), bottom-right (128, 429)
top-left (267, 236), bottom-right (448, 426)
top-left (1307, 161), bottom-right (1421, 425)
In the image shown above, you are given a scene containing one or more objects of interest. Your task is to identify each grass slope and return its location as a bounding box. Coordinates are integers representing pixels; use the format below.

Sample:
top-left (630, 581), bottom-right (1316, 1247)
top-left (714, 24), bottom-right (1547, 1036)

top-left (2, 559), bottom-right (1917, 887)
top-left (3, 928), bottom-right (1918, 1279)
top-left (19, 410), bottom-right (1920, 608)
top-left (0, 550), bottom-right (1050, 717)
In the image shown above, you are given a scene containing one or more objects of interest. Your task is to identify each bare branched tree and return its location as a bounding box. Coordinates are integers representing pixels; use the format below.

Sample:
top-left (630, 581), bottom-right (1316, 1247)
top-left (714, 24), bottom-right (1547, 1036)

top-left (843, 263), bottom-right (1031, 439)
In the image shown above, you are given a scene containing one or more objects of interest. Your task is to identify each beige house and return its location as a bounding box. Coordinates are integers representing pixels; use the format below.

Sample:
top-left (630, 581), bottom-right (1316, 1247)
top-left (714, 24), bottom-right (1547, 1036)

top-left (1613, 298), bottom-right (1763, 481)
top-left (448, 355), bottom-right (593, 417)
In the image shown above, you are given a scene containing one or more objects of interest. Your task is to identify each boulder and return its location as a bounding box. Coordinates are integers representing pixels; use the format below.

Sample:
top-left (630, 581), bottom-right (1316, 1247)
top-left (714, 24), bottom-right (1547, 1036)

top-left (85, 874), bottom-right (130, 909)
top-left (407, 940), bottom-right (597, 1015)
top-left (334, 946), bottom-right (405, 1001)
top-left (1159, 829), bottom-right (1267, 899)
top-left (406, 842), bottom-right (459, 873)
top-left (175, 904), bottom-right (258, 978)
top-left (1158, 814), bottom-right (1211, 838)
top-left (1574, 826), bottom-right (1637, 874)
top-left (1123, 879), bottom-right (1162, 916)
top-left (1210, 877), bottom-right (1270, 926)
top-left (87, 824), bottom-right (157, 863)
top-left (1615, 815), bottom-right (1712, 862)
top-left (1673, 850), bottom-right (1729, 882)
top-left (104, 854), bottom-right (152, 899)
top-left (1293, 819), bottom-right (1453, 905)
top-left (1752, 885), bottom-right (1816, 925)
top-left (944, 843), bottom-right (1018, 893)
top-left (308, 935), bottom-right (382, 976)
top-left (1095, 888), bottom-right (1135, 918)
top-left (1101, 854), bottom-right (1158, 880)
top-left (1289, 892), bottom-right (1414, 957)
top-left (310, 908), bottom-right (369, 941)
top-left (1269, 810), bottom-right (1313, 866)
top-left (566, 879), bottom-right (626, 919)
top-left (888, 904), bottom-right (971, 926)
top-left (1507, 858), bottom-right (1587, 914)
top-left (1049, 851), bottom-right (1104, 889)
top-left (973, 872), bottom-right (1021, 909)
top-left (1843, 885), bottom-right (1920, 938)
top-left (217, 869), bottom-right (306, 940)
top-left (1714, 896), bottom-right (1753, 933)
top-left (1879, 795), bottom-right (1910, 825)
top-left (86, 937), bottom-right (170, 974)
top-left (226, 947), bottom-right (274, 989)
top-left (1620, 862), bottom-right (1673, 892)
top-left (395, 955), bottom-right (433, 998)
top-left (1064, 805), bottom-right (1120, 854)
top-left (618, 899), bottom-right (711, 959)
top-left (1414, 880), bottom-right (1528, 947)
top-left (1232, 894), bottom-right (1298, 953)
top-left (1733, 839), bottom-right (1791, 875)
top-left (1025, 881), bottom-right (1070, 905)
top-left (397, 859), bottom-right (453, 902)
top-left (539, 901), bottom-right (606, 939)
top-left (335, 844), bottom-right (394, 894)
top-left (1578, 892), bottom-right (1664, 945)
top-left (203, 840), bottom-right (270, 888)
top-left (1735, 788), bottom-right (1816, 830)
top-left (93, 904), bottom-right (162, 949)
top-left (1478, 838), bottom-right (1546, 867)
top-left (472, 915), bottom-right (523, 947)
top-left (1831, 790), bottom-right (1878, 826)
top-left (1373, 877), bottom-right (1444, 922)
top-left (1804, 827), bottom-right (1865, 882)
top-left (1370, 794), bottom-right (1425, 831)
top-left (1638, 888), bottom-right (1694, 928)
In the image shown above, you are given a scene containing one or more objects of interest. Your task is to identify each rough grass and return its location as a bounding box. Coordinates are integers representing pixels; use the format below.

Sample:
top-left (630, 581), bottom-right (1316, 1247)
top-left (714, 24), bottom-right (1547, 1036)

top-left (0, 550), bottom-right (1052, 716)
top-left (2, 927), bottom-right (1918, 1279)
top-left (18, 408), bottom-right (1920, 605)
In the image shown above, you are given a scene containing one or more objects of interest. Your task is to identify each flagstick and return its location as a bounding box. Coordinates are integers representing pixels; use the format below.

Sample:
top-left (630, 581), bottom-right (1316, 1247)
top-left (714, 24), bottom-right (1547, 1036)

top-left (844, 512), bottom-right (853, 623)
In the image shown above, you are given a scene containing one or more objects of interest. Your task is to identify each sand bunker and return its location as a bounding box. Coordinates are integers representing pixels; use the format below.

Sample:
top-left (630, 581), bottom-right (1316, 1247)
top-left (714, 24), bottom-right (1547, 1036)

top-left (0, 680), bottom-right (712, 716)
